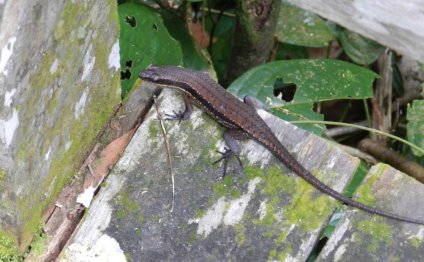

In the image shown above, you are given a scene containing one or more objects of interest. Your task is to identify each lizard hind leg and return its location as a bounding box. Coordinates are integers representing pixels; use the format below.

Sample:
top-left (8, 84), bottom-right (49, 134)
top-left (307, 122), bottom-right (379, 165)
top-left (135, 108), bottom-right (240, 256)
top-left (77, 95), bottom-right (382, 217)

top-left (214, 129), bottom-right (249, 177)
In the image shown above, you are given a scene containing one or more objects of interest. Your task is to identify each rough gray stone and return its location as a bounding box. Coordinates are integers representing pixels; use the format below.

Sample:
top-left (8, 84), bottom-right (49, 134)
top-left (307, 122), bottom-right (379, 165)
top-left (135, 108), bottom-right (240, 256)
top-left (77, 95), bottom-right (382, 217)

top-left (0, 0), bottom-right (120, 253)
top-left (60, 88), bottom-right (360, 261)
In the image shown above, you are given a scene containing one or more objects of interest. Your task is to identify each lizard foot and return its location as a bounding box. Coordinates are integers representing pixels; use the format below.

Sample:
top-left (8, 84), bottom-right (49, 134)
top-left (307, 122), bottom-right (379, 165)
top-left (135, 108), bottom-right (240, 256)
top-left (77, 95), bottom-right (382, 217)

top-left (164, 110), bottom-right (189, 122)
top-left (213, 148), bottom-right (243, 178)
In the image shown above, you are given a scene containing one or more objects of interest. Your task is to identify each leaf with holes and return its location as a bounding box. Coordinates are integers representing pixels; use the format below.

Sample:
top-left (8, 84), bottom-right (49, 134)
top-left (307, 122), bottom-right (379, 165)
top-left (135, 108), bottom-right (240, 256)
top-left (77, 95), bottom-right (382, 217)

top-left (118, 3), bottom-right (183, 97)
top-left (407, 100), bottom-right (424, 157)
top-left (228, 59), bottom-right (377, 135)
top-left (276, 3), bottom-right (334, 47)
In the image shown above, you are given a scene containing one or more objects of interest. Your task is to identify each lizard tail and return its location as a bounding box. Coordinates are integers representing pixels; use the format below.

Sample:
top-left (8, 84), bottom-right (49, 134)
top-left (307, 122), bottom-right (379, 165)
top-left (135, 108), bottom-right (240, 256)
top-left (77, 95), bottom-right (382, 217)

top-left (268, 140), bottom-right (424, 225)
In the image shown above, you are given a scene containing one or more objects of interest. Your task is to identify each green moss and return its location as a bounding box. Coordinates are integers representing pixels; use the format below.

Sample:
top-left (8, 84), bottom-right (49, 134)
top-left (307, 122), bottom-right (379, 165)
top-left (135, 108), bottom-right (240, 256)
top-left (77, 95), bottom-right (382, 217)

top-left (117, 192), bottom-right (140, 214)
top-left (275, 231), bottom-right (288, 246)
top-left (234, 224), bottom-right (246, 247)
top-left (0, 170), bottom-right (6, 190)
top-left (268, 249), bottom-right (277, 260)
top-left (124, 252), bottom-right (132, 261)
top-left (137, 215), bottom-right (145, 224)
top-left (410, 237), bottom-right (422, 248)
top-left (30, 52), bottom-right (56, 88)
top-left (0, 169), bottom-right (6, 180)
top-left (244, 166), bottom-right (264, 180)
top-left (54, 2), bottom-right (85, 41)
top-left (284, 176), bottom-right (333, 231)
top-left (267, 245), bottom-right (292, 261)
top-left (262, 166), bottom-right (296, 199)
top-left (252, 167), bottom-right (334, 232)
top-left (356, 218), bottom-right (393, 253)
top-left (254, 202), bottom-right (277, 228)
top-left (355, 165), bottom-right (387, 205)
top-left (107, 0), bottom-right (119, 24)
top-left (47, 90), bottom-right (60, 114)
top-left (0, 232), bottom-right (21, 261)
top-left (277, 245), bottom-right (292, 261)
top-left (27, 226), bottom-right (47, 256)
top-left (115, 192), bottom-right (140, 219)
top-left (148, 122), bottom-right (160, 139)
top-left (195, 209), bottom-right (205, 218)
top-left (116, 210), bottom-right (126, 218)
top-left (212, 176), bottom-right (234, 197)
top-left (231, 189), bottom-right (241, 198)
top-left (135, 228), bottom-right (142, 237)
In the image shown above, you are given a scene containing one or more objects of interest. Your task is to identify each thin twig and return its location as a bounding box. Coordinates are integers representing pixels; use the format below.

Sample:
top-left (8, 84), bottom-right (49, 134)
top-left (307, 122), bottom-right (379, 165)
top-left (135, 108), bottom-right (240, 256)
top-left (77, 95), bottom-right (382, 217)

top-left (153, 95), bottom-right (175, 212)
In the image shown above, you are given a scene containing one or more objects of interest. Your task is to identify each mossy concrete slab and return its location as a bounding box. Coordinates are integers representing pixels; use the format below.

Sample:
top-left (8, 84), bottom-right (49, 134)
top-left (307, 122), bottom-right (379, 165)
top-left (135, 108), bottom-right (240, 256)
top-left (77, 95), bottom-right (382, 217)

top-left (61, 87), bottom-right (360, 261)
top-left (0, 0), bottom-right (120, 256)
top-left (317, 164), bottom-right (424, 261)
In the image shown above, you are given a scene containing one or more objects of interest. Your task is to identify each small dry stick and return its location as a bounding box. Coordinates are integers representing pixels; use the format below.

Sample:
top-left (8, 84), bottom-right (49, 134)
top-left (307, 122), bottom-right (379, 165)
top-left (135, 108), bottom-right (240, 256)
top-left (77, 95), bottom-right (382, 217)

top-left (153, 95), bottom-right (175, 212)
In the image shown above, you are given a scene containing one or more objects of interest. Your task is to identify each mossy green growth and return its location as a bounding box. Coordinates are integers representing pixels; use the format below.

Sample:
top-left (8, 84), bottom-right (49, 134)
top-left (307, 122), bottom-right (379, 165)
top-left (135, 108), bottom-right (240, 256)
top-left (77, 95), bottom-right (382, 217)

top-left (27, 226), bottom-right (47, 257)
top-left (354, 167), bottom-right (386, 206)
top-left (195, 209), bottom-right (205, 218)
top-left (278, 245), bottom-right (293, 261)
top-left (251, 166), bottom-right (334, 231)
top-left (356, 218), bottom-right (393, 253)
top-left (148, 121), bottom-right (160, 139)
top-left (234, 224), bottom-right (246, 247)
top-left (212, 175), bottom-right (234, 197)
top-left (284, 175), bottom-right (333, 231)
top-left (0, 169), bottom-right (6, 181)
top-left (135, 228), bottom-right (142, 237)
top-left (409, 236), bottom-right (422, 248)
top-left (244, 166), bottom-right (264, 180)
top-left (0, 232), bottom-right (21, 262)
top-left (267, 244), bottom-right (292, 261)
top-left (261, 166), bottom-right (296, 199)
top-left (115, 192), bottom-right (140, 218)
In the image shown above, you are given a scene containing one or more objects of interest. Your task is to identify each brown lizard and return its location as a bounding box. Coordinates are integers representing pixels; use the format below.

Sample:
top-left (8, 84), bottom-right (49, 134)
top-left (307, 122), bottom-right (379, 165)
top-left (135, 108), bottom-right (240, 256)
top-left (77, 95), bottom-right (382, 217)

top-left (139, 64), bottom-right (424, 225)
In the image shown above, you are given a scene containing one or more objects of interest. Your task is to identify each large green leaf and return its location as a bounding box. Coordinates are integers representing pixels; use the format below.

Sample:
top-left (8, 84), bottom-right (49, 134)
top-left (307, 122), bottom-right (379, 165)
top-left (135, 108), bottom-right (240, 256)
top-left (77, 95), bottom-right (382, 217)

top-left (276, 3), bottom-right (333, 47)
top-left (204, 11), bottom-right (236, 81)
top-left (338, 28), bottom-right (384, 66)
top-left (228, 60), bottom-right (377, 134)
top-left (118, 3), bottom-right (183, 97)
top-left (161, 9), bottom-right (210, 71)
top-left (407, 100), bottom-right (424, 157)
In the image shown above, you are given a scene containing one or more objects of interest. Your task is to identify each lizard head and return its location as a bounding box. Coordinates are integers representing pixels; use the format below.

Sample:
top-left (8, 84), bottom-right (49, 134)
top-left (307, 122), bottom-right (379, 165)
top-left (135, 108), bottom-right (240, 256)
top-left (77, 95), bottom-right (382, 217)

top-left (138, 64), bottom-right (162, 83)
top-left (138, 65), bottom-right (197, 93)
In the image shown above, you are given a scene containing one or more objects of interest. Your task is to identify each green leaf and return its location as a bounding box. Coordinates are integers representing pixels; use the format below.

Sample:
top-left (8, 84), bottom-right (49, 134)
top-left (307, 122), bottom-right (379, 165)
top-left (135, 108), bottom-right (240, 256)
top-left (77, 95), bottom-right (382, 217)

top-left (228, 59), bottom-right (377, 134)
top-left (407, 100), bottom-right (424, 157)
top-left (276, 3), bottom-right (333, 47)
top-left (161, 9), bottom-right (211, 71)
top-left (338, 29), bottom-right (385, 66)
top-left (118, 3), bottom-right (183, 97)
top-left (204, 11), bottom-right (236, 81)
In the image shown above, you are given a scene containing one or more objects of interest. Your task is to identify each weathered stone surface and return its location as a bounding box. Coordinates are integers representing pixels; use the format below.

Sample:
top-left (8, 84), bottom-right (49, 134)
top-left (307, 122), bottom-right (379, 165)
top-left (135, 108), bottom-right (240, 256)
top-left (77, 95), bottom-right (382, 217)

top-left (317, 164), bottom-right (424, 261)
top-left (60, 88), bottom-right (360, 261)
top-left (0, 0), bottom-right (120, 255)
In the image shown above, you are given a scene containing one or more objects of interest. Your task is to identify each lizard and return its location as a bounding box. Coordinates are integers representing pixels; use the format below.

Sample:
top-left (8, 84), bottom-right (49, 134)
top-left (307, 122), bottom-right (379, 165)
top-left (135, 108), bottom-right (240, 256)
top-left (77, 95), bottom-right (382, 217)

top-left (139, 64), bottom-right (424, 225)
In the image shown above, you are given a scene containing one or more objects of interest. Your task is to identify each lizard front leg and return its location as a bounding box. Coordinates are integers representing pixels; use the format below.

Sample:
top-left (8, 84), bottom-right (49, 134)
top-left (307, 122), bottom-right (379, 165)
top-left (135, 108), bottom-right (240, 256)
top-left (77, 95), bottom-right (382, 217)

top-left (214, 129), bottom-right (249, 177)
top-left (165, 93), bottom-right (193, 121)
